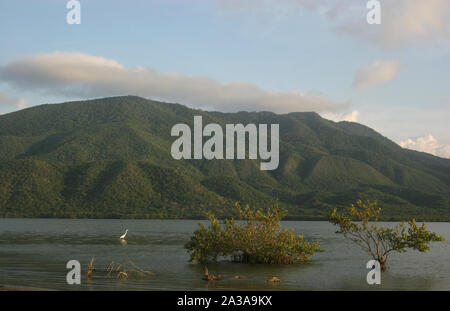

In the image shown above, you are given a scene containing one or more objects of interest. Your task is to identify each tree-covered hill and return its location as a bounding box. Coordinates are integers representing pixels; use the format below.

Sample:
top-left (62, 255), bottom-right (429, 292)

top-left (0, 96), bottom-right (449, 220)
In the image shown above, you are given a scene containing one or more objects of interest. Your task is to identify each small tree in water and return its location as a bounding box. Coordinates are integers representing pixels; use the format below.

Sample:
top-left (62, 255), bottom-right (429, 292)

top-left (185, 203), bottom-right (322, 264)
top-left (329, 200), bottom-right (444, 271)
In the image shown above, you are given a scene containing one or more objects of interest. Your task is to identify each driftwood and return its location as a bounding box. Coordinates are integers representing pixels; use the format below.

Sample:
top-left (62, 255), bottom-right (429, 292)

top-left (202, 266), bottom-right (221, 281)
top-left (87, 257), bottom-right (153, 279)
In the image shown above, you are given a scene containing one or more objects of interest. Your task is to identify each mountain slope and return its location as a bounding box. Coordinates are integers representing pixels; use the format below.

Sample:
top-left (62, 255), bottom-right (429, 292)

top-left (0, 96), bottom-right (449, 220)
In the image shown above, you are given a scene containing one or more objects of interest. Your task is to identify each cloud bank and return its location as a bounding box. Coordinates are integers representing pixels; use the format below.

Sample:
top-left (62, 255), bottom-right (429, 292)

top-left (368, 0), bottom-right (450, 48)
top-left (399, 134), bottom-right (450, 159)
top-left (217, 0), bottom-right (450, 48)
top-left (0, 52), bottom-right (348, 114)
top-left (352, 61), bottom-right (400, 88)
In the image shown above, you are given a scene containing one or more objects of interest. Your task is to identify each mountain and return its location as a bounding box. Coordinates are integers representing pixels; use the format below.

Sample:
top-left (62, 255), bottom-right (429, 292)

top-left (0, 96), bottom-right (449, 220)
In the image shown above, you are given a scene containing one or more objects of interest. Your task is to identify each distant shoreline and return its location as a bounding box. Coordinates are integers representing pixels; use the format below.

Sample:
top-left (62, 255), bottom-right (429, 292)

top-left (1, 217), bottom-right (450, 222)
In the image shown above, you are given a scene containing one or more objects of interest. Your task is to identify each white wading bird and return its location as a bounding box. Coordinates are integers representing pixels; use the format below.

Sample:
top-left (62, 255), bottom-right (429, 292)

top-left (120, 229), bottom-right (129, 240)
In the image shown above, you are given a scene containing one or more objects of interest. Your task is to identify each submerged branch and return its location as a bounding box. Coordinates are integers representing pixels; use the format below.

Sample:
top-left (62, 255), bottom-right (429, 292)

top-left (87, 257), bottom-right (153, 279)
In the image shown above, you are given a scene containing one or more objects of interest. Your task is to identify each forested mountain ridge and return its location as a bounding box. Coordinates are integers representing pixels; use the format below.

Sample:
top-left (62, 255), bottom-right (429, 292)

top-left (0, 96), bottom-right (449, 220)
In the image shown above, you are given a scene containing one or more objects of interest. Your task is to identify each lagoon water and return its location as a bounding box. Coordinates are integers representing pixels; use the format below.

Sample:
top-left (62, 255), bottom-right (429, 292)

top-left (0, 219), bottom-right (449, 291)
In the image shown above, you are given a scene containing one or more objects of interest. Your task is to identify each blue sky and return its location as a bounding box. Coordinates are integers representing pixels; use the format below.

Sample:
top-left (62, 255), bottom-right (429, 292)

top-left (0, 0), bottom-right (449, 157)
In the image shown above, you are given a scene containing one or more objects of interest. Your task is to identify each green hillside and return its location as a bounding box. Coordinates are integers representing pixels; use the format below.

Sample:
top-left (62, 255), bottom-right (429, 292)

top-left (0, 96), bottom-right (449, 220)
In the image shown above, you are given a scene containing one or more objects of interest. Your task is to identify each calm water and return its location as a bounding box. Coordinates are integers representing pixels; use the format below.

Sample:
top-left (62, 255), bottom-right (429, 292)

top-left (0, 219), bottom-right (449, 291)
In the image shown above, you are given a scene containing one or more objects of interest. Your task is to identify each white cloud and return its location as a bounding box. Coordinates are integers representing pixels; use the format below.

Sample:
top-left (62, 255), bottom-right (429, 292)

top-left (399, 134), bottom-right (450, 159)
top-left (0, 52), bottom-right (349, 114)
top-left (352, 61), bottom-right (400, 88)
top-left (322, 109), bottom-right (360, 122)
top-left (0, 92), bottom-right (27, 110)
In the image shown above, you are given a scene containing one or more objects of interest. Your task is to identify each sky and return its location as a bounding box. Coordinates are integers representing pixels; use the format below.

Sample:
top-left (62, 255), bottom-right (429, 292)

top-left (0, 0), bottom-right (449, 158)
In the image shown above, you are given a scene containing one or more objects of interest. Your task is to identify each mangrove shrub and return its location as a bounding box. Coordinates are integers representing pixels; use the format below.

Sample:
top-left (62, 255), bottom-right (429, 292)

top-left (329, 200), bottom-right (445, 271)
top-left (185, 203), bottom-right (322, 264)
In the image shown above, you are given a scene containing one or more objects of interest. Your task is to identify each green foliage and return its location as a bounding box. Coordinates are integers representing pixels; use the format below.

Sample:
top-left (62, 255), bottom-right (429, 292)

top-left (0, 96), bottom-right (449, 219)
top-left (329, 200), bottom-right (445, 270)
top-left (185, 203), bottom-right (322, 264)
